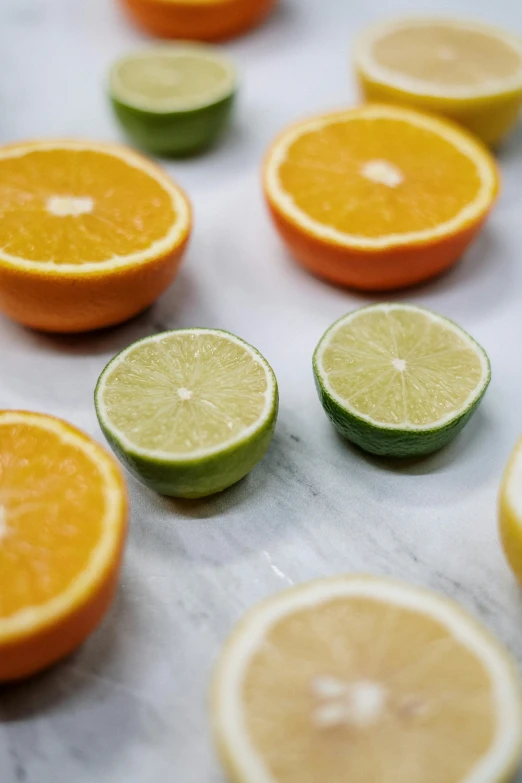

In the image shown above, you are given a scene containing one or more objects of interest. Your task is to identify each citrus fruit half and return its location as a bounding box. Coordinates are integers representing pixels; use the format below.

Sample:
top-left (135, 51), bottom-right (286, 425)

top-left (499, 438), bottom-right (522, 585)
top-left (0, 140), bottom-right (191, 333)
top-left (212, 575), bottom-right (522, 783)
top-left (119, 0), bottom-right (277, 42)
top-left (0, 411), bottom-right (128, 681)
top-left (354, 17), bottom-right (522, 146)
top-left (110, 45), bottom-right (237, 156)
top-left (95, 329), bottom-right (278, 498)
top-left (313, 303), bottom-right (491, 457)
top-left (264, 104), bottom-right (499, 290)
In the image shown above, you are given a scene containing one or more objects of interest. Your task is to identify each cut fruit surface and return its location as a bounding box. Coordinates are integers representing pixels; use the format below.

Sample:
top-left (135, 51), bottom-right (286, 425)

top-left (110, 45), bottom-right (237, 112)
top-left (95, 329), bottom-right (278, 497)
top-left (0, 139), bottom-right (191, 331)
top-left (109, 45), bottom-right (237, 155)
top-left (354, 18), bottom-right (522, 146)
top-left (499, 439), bottom-right (522, 585)
top-left (313, 303), bottom-right (490, 456)
top-left (264, 105), bottom-right (498, 290)
top-left (212, 575), bottom-right (522, 783)
top-left (0, 411), bottom-right (128, 681)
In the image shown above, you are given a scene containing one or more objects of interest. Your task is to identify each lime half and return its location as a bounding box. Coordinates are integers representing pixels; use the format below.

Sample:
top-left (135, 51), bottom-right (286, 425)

top-left (313, 303), bottom-right (490, 457)
top-left (109, 44), bottom-right (237, 156)
top-left (95, 329), bottom-right (278, 497)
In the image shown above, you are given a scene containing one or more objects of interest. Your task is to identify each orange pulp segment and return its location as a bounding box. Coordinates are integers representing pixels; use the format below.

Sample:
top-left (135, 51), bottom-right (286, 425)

top-left (0, 411), bottom-right (128, 681)
top-left (0, 140), bottom-right (191, 332)
top-left (264, 104), bottom-right (499, 290)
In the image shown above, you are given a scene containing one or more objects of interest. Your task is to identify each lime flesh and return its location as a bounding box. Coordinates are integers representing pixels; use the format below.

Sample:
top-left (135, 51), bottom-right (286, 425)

top-left (95, 329), bottom-right (278, 497)
top-left (109, 45), bottom-right (237, 156)
top-left (313, 304), bottom-right (490, 457)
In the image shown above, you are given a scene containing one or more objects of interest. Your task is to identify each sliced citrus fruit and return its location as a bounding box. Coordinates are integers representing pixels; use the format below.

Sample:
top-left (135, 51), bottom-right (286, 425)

top-left (354, 17), bottom-right (522, 146)
top-left (499, 438), bottom-right (522, 584)
top-left (212, 575), bottom-right (522, 783)
top-left (0, 139), bottom-right (191, 333)
top-left (109, 44), bottom-right (237, 156)
top-left (263, 104), bottom-right (499, 290)
top-left (0, 411), bottom-right (128, 682)
top-left (313, 303), bottom-right (490, 457)
top-left (119, 0), bottom-right (277, 42)
top-left (95, 329), bottom-right (278, 498)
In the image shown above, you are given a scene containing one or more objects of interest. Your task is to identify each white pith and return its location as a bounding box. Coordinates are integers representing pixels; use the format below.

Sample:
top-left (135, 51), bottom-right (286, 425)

top-left (354, 17), bottom-right (522, 99)
top-left (265, 105), bottom-right (497, 250)
top-left (0, 412), bottom-right (125, 642)
top-left (96, 329), bottom-right (277, 462)
top-left (315, 303), bottom-right (490, 432)
top-left (214, 576), bottom-right (522, 783)
top-left (46, 196), bottom-right (94, 216)
top-left (110, 44), bottom-right (238, 113)
top-left (0, 140), bottom-right (191, 274)
top-left (361, 159), bottom-right (404, 187)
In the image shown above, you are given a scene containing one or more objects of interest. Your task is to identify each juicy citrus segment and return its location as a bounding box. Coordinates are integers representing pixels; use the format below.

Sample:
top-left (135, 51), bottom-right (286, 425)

top-left (279, 118), bottom-right (481, 238)
top-left (499, 439), bottom-right (522, 585)
top-left (0, 411), bottom-right (127, 680)
top-left (356, 19), bottom-right (522, 98)
top-left (0, 140), bottom-right (190, 272)
top-left (213, 577), bottom-right (522, 783)
top-left (95, 329), bottom-right (278, 497)
top-left (266, 106), bottom-right (498, 249)
top-left (318, 305), bottom-right (487, 428)
top-left (111, 45), bottom-right (237, 111)
top-left (0, 426), bottom-right (106, 618)
top-left (97, 330), bottom-right (272, 457)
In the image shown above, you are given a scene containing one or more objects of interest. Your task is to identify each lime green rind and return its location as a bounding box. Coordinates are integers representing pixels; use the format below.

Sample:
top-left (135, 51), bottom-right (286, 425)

top-left (313, 370), bottom-right (489, 457)
top-left (110, 91), bottom-right (236, 157)
top-left (94, 329), bottom-right (279, 498)
top-left (313, 306), bottom-right (491, 458)
top-left (97, 408), bottom-right (277, 498)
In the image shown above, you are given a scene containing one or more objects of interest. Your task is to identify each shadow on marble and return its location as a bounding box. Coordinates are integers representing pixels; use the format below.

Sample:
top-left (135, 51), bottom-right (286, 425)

top-left (409, 226), bottom-right (512, 319)
top-left (276, 224), bottom-right (509, 324)
top-left (0, 273), bottom-right (202, 360)
top-left (0, 579), bottom-right (142, 722)
top-left (332, 406), bottom-right (493, 476)
top-left (155, 478), bottom-right (252, 520)
top-left (152, 436), bottom-right (283, 521)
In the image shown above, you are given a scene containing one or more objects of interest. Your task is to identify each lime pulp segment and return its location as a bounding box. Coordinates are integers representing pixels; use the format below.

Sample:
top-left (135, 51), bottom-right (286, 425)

top-left (97, 329), bottom-right (275, 457)
top-left (95, 329), bottom-right (278, 497)
top-left (313, 304), bottom-right (490, 456)
top-left (110, 45), bottom-right (237, 113)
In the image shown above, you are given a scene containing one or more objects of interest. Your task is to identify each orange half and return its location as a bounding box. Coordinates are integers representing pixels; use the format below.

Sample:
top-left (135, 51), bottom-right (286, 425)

top-left (263, 104), bottom-right (499, 290)
top-left (120, 0), bottom-right (277, 42)
top-left (0, 411), bottom-right (128, 681)
top-left (0, 140), bottom-right (192, 332)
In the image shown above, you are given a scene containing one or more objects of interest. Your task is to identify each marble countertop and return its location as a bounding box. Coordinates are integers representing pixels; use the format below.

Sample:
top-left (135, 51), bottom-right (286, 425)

top-left (2, 0), bottom-right (522, 780)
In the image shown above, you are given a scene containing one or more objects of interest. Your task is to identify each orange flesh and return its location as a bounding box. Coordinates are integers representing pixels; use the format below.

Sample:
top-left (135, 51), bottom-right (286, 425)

top-left (0, 149), bottom-right (177, 265)
top-left (0, 421), bottom-right (107, 619)
top-left (243, 597), bottom-right (495, 783)
top-left (278, 117), bottom-right (483, 238)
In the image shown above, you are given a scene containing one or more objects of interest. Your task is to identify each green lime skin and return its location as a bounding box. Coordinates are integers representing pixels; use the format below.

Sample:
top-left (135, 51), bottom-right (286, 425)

top-left (110, 92), bottom-right (236, 157)
top-left (96, 404), bottom-right (277, 498)
top-left (94, 331), bottom-right (278, 498)
top-left (313, 349), bottom-right (491, 459)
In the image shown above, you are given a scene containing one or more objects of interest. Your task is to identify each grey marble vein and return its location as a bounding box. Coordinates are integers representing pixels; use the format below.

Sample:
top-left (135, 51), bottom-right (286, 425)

top-left (2, 0), bottom-right (522, 781)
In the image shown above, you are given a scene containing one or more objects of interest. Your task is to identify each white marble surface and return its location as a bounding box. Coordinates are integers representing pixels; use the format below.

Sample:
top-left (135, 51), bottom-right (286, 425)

top-left (2, 0), bottom-right (522, 780)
